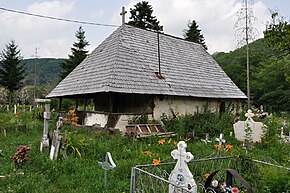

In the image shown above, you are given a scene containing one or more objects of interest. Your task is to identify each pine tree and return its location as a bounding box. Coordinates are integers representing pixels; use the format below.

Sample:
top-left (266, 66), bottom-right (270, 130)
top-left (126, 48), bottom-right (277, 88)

top-left (0, 40), bottom-right (26, 105)
top-left (60, 26), bottom-right (89, 79)
top-left (128, 1), bottom-right (163, 31)
top-left (184, 20), bottom-right (207, 50)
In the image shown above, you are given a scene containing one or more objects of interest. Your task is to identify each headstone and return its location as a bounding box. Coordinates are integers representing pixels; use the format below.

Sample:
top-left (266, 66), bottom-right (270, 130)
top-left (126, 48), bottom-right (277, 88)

top-left (40, 104), bottom-right (50, 152)
top-left (215, 133), bottom-right (226, 150)
top-left (168, 141), bottom-right (197, 193)
top-left (49, 117), bottom-right (63, 160)
top-left (98, 152), bottom-right (116, 192)
top-left (233, 110), bottom-right (264, 142)
top-left (201, 133), bottom-right (212, 144)
top-left (14, 105), bottom-right (16, 114)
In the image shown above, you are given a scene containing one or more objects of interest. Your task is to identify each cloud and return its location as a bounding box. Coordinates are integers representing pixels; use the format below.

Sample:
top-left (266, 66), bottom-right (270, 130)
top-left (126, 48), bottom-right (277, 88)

top-left (0, 1), bottom-right (75, 58)
top-left (114, 0), bottom-right (270, 54)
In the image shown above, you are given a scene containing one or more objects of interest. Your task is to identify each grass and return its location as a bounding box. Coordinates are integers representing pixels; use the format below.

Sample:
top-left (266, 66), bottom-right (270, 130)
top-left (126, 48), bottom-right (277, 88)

top-left (0, 111), bottom-right (289, 192)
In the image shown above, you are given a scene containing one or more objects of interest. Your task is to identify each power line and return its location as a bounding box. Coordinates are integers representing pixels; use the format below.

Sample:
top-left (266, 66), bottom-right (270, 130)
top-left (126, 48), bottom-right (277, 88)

top-left (0, 7), bottom-right (119, 27)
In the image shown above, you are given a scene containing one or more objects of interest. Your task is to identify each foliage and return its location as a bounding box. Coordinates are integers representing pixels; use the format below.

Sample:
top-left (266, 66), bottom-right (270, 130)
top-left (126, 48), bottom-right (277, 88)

top-left (264, 12), bottom-right (290, 58)
top-left (0, 111), bottom-right (289, 192)
top-left (161, 109), bottom-right (234, 138)
top-left (0, 40), bottom-right (26, 105)
top-left (10, 145), bottom-right (30, 169)
top-left (60, 26), bottom-right (89, 79)
top-left (257, 166), bottom-right (290, 193)
top-left (128, 1), bottom-right (163, 31)
top-left (183, 20), bottom-right (207, 50)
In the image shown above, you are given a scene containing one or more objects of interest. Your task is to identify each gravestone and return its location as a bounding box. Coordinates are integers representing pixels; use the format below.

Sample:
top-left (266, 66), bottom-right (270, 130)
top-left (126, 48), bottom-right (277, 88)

top-left (40, 103), bottom-right (50, 152)
top-left (215, 133), bottom-right (226, 151)
top-left (233, 110), bottom-right (264, 142)
top-left (98, 152), bottom-right (116, 192)
top-left (201, 133), bottom-right (212, 144)
top-left (168, 141), bottom-right (197, 193)
top-left (49, 117), bottom-right (63, 160)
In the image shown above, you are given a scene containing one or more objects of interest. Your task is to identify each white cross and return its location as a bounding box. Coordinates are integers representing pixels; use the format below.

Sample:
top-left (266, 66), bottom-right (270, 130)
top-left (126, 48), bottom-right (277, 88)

top-left (215, 133), bottom-right (226, 150)
top-left (120, 6), bottom-right (127, 25)
top-left (169, 141), bottom-right (197, 193)
top-left (245, 109), bottom-right (254, 121)
top-left (201, 133), bottom-right (212, 144)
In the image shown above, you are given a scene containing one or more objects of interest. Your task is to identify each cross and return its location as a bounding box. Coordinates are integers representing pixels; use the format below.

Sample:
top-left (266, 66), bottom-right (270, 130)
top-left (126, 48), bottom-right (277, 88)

top-left (245, 109), bottom-right (254, 121)
top-left (201, 133), bottom-right (212, 144)
top-left (120, 6), bottom-right (127, 25)
top-left (169, 141), bottom-right (197, 193)
top-left (215, 133), bottom-right (226, 150)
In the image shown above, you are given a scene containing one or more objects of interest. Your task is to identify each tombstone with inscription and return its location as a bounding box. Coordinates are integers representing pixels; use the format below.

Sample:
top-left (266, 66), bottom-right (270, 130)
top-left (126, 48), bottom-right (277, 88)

top-left (168, 141), bottom-right (197, 193)
top-left (233, 110), bottom-right (264, 142)
top-left (49, 117), bottom-right (63, 160)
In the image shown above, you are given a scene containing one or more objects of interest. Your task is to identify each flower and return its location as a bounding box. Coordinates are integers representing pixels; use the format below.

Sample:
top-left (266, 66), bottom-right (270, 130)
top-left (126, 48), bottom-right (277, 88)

top-left (63, 117), bottom-right (68, 121)
top-left (153, 158), bottom-right (161, 166)
top-left (226, 144), bottom-right (233, 149)
top-left (214, 144), bottom-right (219, 149)
top-left (71, 121), bottom-right (77, 125)
top-left (167, 138), bottom-right (172, 144)
top-left (231, 187), bottom-right (239, 193)
top-left (173, 141), bottom-right (177, 146)
top-left (158, 139), bottom-right (166, 145)
top-left (204, 173), bottom-right (210, 179)
top-left (143, 151), bottom-right (152, 155)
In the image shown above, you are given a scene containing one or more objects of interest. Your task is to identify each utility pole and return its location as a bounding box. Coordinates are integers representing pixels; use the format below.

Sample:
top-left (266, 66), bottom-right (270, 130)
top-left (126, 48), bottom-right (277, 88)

top-left (32, 47), bottom-right (38, 104)
top-left (234, 0), bottom-right (257, 110)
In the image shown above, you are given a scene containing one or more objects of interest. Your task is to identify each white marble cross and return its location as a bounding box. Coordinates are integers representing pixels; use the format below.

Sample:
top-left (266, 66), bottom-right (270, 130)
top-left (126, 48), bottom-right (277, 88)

top-left (215, 133), bottom-right (226, 150)
top-left (168, 141), bottom-right (197, 193)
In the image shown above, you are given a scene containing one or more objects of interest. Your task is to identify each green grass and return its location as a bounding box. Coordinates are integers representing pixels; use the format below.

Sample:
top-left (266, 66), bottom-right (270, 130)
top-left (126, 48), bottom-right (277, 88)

top-left (0, 111), bottom-right (289, 192)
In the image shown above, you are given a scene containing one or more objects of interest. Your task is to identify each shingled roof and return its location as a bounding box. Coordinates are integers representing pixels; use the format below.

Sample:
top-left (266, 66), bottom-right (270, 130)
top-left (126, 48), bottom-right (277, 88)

top-left (47, 24), bottom-right (246, 99)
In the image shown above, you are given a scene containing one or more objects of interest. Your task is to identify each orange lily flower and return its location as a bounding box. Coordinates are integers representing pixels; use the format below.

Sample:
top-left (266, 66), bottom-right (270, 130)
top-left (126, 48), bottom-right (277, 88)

top-left (153, 158), bottom-right (161, 166)
top-left (158, 139), bottom-right (166, 145)
top-left (226, 145), bottom-right (233, 149)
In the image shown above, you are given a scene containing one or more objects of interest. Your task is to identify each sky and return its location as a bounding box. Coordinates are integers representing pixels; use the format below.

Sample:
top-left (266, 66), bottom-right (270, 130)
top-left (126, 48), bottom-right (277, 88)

top-left (0, 0), bottom-right (289, 59)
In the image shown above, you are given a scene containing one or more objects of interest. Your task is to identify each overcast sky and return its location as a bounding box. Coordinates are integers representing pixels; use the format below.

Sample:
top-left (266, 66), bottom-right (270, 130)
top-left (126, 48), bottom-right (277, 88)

top-left (0, 0), bottom-right (289, 59)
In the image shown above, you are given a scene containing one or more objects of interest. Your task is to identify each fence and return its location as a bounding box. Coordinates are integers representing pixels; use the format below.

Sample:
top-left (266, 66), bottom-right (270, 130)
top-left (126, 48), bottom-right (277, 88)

top-left (130, 156), bottom-right (236, 193)
top-left (130, 156), bottom-right (290, 193)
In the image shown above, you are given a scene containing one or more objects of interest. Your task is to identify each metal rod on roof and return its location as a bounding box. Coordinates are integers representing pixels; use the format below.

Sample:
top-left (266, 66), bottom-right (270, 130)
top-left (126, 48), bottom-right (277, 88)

top-left (157, 32), bottom-right (161, 75)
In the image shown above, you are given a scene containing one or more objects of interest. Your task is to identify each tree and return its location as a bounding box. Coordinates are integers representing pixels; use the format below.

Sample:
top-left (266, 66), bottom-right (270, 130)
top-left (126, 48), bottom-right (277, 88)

top-left (264, 12), bottom-right (290, 58)
top-left (60, 26), bottom-right (89, 79)
top-left (0, 40), bottom-right (26, 105)
top-left (183, 20), bottom-right (207, 50)
top-left (128, 1), bottom-right (163, 31)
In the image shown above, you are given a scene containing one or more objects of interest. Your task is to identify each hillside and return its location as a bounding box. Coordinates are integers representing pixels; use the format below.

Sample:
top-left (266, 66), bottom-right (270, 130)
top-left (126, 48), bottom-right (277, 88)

top-left (22, 58), bottom-right (64, 86)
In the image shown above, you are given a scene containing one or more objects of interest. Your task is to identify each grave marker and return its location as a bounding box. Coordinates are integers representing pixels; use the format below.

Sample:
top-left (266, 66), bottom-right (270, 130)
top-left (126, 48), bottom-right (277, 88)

top-left (40, 103), bottom-right (50, 152)
top-left (168, 141), bottom-right (197, 193)
top-left (201, 133), bottom-right (212, 144)
top-left (233, 110), bottom-right (264, 142)
top-left (98, 152), bottom-right (116, 192)
top-left (49, 117), bottom-right (63, 160)
top-left (215, 133), bottom-right (225, 151)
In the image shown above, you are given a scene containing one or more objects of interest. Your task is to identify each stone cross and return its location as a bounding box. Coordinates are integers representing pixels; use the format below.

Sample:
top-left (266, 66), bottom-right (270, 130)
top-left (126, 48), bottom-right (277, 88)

top-left (120, 6), bottom-right (127, 25)
top-left (98, 152), bottom-right (116, 192)
top-left (49, 117), bottom-right (63, 160)
top-left (215, 133), bottom-right (226, 151)
top-left (245, 109), bottom-right (254, 121)
top-left (40, 104), bottom-right (50, 152)
top-left (168, 141), bottom-right (197, 193)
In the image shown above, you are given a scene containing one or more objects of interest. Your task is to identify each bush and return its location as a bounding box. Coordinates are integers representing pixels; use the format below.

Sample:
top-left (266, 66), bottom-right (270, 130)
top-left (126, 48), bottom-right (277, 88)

top-left (161, 110), bottom-right (234, 138)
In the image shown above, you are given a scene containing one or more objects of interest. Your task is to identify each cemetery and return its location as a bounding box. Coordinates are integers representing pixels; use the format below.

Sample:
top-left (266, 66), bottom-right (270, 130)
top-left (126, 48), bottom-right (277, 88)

top-left (0, 105), bottom-right (289, 192)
